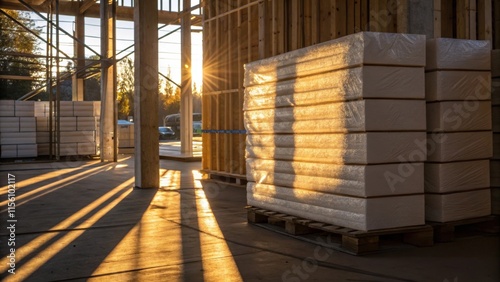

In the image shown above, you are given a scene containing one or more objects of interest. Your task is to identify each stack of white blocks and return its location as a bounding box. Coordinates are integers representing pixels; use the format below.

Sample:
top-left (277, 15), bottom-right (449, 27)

top-left (118, 124), bottom-right (134, 148)
top-left (244, 32), bottom-right (427, 231)
top-left (0, 101), bottom-right (37, 158)
top-left (491, 49), bottom-right (500, 215)
top-left (424, 38), bottom-right (492, 222)
top-left (35, 101), bottom-right (100, 156)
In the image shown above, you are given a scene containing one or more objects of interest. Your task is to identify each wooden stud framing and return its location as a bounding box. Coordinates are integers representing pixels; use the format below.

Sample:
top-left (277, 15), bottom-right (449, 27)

top-left (202, 0), bottom-right (496, 178)
top-left (434, 0), bottom-right (442, 37)
top-left (478, 0), bottom-right (493, 41)
top-left (470, 0), bottom-right (477, 40)
top-left (441, 0), bottom-right (454, 37)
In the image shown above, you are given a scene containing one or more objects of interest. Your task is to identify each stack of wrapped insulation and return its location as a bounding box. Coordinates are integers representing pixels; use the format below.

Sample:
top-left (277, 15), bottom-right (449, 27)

top-left (244, 32), bottom-right (427, 231)
top-left (424, 38), bottom-right (492, 222)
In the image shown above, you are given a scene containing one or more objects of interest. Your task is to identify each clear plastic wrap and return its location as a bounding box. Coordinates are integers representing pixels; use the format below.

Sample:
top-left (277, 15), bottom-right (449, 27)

top-left (77, 117), bottom-right (98, 131)
top-left (244, 32), bottom-right (426, 87)
top-left (78, 142), bottom-right (97, 155)
top-left (424, 160), bottom-right (490, 193)
top-left (0, 145), bottom-right (16, 158)
top-left (244, 66), bottom-right (424, 110)
top-left (0, 132), bottom-right (36, 145)
top-left (0, 100), bottom-right (15, 117)
top-left (426, 101), bottom-right (492, 132)
top-left (14, 101), bottom-right (34, 117)
top-left (36, 131), bottom-right (49, 143)
top-left (59, 131), bottom-right (95, 143)
top-left (247, 182), bottom-right (425, 231)
top-left (246, 132), bottom-right (426, 164)
top-left (426, 131), bottom-right (492, 162)
top-left (246, 159), bottom-right (423, 197)
top-left (19, 117), bottom-right (36, 132)
top-left (425, 71), bottom-right (491, 101)
top-left (426, 38), bottom-right (491, 71)
top-left (34, 101), bottom-right (49, 117)
top-left (425, 189), bottom-right (491, 222)
top-left (491, 160), bottom-right (500, 187)
top-left (492, 50), bottom-right (500, 78)
top-left (0, 117), bottom-right (20, 132)
top-left (57, 117), bottom-right (77, 132)
top-left (17, 144), bottom-right (37, 158)
top-left (73, 101), bottom-right (97, 117)
top-left (244, 100), bottom-right (426, 133)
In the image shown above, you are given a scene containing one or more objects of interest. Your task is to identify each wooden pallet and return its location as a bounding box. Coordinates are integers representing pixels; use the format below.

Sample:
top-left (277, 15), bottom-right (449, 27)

top-left (202, 170), bottom-right (248, 185)
top-left (246, 206), bottom-right (433, 255)
top-left (428, 215), bottom-right (500, 243)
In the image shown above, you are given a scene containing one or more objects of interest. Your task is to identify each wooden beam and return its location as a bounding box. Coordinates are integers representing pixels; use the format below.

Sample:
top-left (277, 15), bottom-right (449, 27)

top-left (79, 0), bottom-right (96, 14)
top-left (433, 0), bottom-right (441, 37)
top-left (334, 0), bottom-right (347, 38)
top-left (319, 0), bottom-right (331, 41)
top-left (456, 0), bottom-right (468, 39)
top-left (441, 0), bottom-right (454, 37)
top-left (0, 1), bottom-right (203, 25)
top-left (348, 0), bottom-right (356, 34)
top-left (478, 0), bottom-right (493, 41)
top-left (0, 75), bottom-right (35, 80)
top-left (258, 0), bottom-right (268, 58)
top-left (469, 0), bottom-right (477, 40)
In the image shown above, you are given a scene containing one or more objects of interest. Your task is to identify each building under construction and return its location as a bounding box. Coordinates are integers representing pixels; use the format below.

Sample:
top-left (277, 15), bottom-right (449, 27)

top-left (0, 1), bottom-right (500, 281)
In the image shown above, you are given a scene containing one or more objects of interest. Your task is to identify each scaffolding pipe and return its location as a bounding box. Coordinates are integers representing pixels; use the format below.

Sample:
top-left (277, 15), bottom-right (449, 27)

top-left (56, 0), bottom-right (61, 160)
top-left (48, 3), bottom-right (53, 159)
top-left (0, 9), bottom-right (72, 60)
top-left (17, 0), bottom-right (101, 57)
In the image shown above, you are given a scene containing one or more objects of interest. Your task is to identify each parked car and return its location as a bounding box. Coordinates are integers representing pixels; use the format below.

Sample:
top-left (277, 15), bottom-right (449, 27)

top-left (163, 113), bottom-right (202, 137)
top-left (159, 126), bottom-right (175, 140)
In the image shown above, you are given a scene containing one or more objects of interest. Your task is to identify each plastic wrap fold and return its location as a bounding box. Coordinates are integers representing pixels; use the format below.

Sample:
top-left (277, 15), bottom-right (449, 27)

top-left (426, 38), bottom-right (491, 71)
top-left (424, 160), bottom-right (490, 193)
top-left (246, 158), bottom-right (423, 197)
top-left (247, 182), bottom-right (425, 231)
top-left (246, 132), bottom-right (426, 164)
top-left (244, 32), bottom-right (426, 87)
top-left (244, 100), bottom-right (426, 133)
top-left (426, 101), bottom-right (492, 132)
top-left (425, 71), bottom-right (491, 101)
top-left (244, 66), bottom-right (424, 110)
top-left (426, 131), bottom-right (492, 162)
top-left (425, 189), bottom-right (491, 222)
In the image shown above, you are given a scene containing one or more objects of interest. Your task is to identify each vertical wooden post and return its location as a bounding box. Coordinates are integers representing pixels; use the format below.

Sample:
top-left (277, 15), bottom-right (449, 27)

top-left (134, 0), bottom-right (159, 188)
top-left (469, 0), bottom-right (477, 40)
top-left (396, 0), bottom-right (409, 33)
top-left (478, 0), bottom-right (493, 41)
top-left (73, 12), bottom-right (85, 101)
top-left (181, 0), bottom-right (193, 155)
top-left (100, 0), bottom-right (117, 162)
top-left (433, 0), bottom-right (441, 37)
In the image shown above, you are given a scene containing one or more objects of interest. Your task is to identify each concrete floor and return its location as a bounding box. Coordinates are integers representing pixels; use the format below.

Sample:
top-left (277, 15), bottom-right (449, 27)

top-left (0, 155), bottom-right (498, 281)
